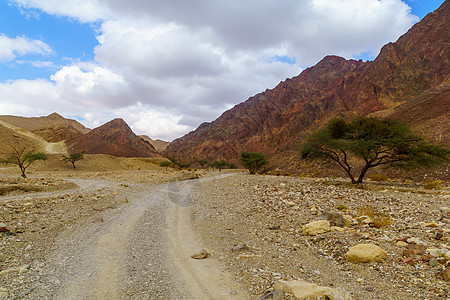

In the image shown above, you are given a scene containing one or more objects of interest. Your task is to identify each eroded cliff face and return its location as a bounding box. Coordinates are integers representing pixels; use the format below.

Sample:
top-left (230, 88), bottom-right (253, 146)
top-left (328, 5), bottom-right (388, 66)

top-left (165, 1), bottom-right (449, 165)
top-left (66, 118), bottom-right (161, 157)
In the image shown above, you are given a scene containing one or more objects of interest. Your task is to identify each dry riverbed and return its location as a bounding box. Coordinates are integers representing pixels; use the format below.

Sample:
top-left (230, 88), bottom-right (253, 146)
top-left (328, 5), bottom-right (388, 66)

top-left (191, 174), bottom-right (450, 299)
top-left (0, 170), bottom-right (449, 299)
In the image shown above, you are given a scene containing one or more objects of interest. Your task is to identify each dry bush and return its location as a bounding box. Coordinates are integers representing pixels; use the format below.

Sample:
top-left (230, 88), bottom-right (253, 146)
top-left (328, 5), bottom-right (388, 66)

top-left (423, 179), bottom-right (443, 190)
top-left (337, 204), bottom-right (348, 211)
top-left (368, 174), bottom-right (389, 182)
top-left (358, 206), bottom-right (392, 228)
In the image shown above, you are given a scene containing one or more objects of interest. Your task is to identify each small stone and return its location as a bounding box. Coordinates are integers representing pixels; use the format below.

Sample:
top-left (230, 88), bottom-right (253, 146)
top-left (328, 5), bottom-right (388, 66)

top-left (426, 248), bottom-right (441, 257)
top-left (429, 258), bottom-right (439, 267)
top-left (327, 212), bottom-right (345, 227)
top-left (423, 222), bottom-right (439, 227)
top-left (356, 278), bottom-right (364, 283)
top-left (302, 220), bottom-right (331, 236)
top-left (442, 269), bottom-right (450, 282)
top-left (402, 257), bottom-right (415, 266)
top-left (406, 237), bottom-right (425, 245)
top-left (231, 243), bottom-right (249, 252)
top-left (0, 224), bottom-right (9, 233)
top-left (422, 254), bottom-right (434, 262)
top-left (396, 241), bottom-right (408, 247)
top-left (92, 218), bottom-right (104, 223)
top-left (346, 244), bottom-right (387, 263)
top-left (343, 215), bottom-right (357, 227)
top-left (330, 226), bottom-right (345, 232)
top-left (445, 252), bottom-right (450, 261)
top-left (437, 257), bottom-right (446, 264)
top-left (434, 232), bottom-right (444, 240)
top-left (191, 249), bottom-right (210, 259)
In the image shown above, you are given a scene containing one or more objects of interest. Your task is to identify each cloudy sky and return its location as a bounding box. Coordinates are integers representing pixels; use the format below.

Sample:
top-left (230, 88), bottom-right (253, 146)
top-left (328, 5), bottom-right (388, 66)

top-left (0, 0), bottom-right (444, 141)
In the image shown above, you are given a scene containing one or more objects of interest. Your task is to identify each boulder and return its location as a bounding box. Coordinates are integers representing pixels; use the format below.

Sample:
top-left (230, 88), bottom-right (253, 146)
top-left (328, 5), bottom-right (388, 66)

top-left (346, 244), bottom-right (387, 263)
top-left (302, 220), bottom-right (331, 236)
top-left (274, 280), bottom-right (351, 300)
top-left (327, 212), bottom-right (345, 227)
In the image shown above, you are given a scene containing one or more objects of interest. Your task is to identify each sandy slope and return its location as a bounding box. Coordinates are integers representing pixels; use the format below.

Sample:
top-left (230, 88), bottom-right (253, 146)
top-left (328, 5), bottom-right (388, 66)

top-left (0, 120), bottom-right (67, 154)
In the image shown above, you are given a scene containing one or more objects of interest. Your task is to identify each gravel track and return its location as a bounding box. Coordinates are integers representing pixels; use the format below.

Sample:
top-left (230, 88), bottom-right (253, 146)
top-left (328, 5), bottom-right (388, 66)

top-left (14, 174), bottom-right (245, 300)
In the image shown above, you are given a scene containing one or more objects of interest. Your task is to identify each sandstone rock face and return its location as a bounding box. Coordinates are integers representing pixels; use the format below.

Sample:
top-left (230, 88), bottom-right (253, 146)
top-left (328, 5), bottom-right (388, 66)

top-left (346, 244), bottom-right (388, 263)
top-left (65, 118), bottom-right (160, 158)
top-left (165, 1), bottom-right (450, 168)
top-left (274, 280), bottom-right (351, 300)
top-left (302, 220), bottom-right (331, 236)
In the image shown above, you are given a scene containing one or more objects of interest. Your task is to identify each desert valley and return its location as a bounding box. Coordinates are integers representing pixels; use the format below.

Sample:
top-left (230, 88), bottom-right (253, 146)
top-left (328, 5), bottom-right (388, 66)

top-left (0, 1), bottom-right (449, 300)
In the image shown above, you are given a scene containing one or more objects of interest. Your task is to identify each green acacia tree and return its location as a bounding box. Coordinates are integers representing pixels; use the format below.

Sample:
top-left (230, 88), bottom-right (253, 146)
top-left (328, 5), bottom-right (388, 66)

top-left (198, 159), bottom-right (209, 169)
top-left (240, 152), bottom-right (268, 174)
top-left (1, 144), bottom-right (48, 178)
top-left (160, 161), bottom-right (172, 171)
top-left (211, 160), bottom-right (228, 172)
top-left (62, 152), bottom-right (84, 169)
top-left (301, 117), bottom-right (449, 184)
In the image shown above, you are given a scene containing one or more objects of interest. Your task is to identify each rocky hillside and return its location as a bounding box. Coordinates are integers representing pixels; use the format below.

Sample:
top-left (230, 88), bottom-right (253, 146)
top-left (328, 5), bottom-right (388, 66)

top-left (65, 118), bottom-right (161, 157)
top-left (165, 1), bottom-right (449, 165)
top-left (0, 113), bottom-right (90, 143)
top-left (139, 135), bottom-right (170, 152)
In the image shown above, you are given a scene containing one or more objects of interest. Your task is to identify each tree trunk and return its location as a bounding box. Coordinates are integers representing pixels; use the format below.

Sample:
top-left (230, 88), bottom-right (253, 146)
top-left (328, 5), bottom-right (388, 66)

top-left (356, 164), bottom-right (371, 184)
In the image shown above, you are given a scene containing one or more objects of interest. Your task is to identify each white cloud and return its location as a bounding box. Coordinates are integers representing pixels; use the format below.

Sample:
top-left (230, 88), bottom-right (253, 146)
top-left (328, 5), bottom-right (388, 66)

top-left (2, 0), bottom-right (420, 140)
top-left (0, 34), bottom-right (52, 62)
top-left (12, 0), bottom-right (109, 22)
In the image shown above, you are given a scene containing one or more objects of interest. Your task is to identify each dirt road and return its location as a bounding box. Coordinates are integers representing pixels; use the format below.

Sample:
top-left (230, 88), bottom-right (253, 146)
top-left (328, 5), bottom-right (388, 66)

top-left (22, 175), bottom-right (247, 299)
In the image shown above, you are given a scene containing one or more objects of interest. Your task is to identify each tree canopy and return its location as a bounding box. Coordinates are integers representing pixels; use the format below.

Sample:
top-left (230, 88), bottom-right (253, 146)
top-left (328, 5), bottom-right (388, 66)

top-left (62, 152), bottom-right (84, 169)
top-left (1, 144), bottom-right (48, 178)
top-left (301, 117), bottom-right (449, 184)
top-left (240, 152), bottom-right (268, 174)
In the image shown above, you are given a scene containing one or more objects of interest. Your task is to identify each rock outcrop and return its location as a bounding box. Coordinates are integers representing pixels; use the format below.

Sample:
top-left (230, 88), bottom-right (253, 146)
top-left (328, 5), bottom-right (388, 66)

top-left (165, 1), bottom-right (449, 166)
top-left (65, 118), bottom-right (160, 157)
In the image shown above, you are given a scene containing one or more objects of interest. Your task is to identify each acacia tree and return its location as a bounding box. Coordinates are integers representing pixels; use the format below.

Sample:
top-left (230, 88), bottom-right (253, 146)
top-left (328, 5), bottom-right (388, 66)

top-left (240, 152), bottom-right (268, 174)
top-left (198, 159), bottom-right (209, 169)
top-left (62, 152), bottom-right (84, 169)
top-left (211, 160), bottom-right (228, 172)
top-left (0, 144), bottom-right (48, 178)
top-left (301, 117), bottom-right (449, 184)
top-left (160, 161), bottom-right (172, 171)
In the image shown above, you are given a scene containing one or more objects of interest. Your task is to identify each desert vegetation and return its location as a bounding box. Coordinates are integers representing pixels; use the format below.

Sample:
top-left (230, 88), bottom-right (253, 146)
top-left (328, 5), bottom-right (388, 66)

top-left (62, 152), bottom-right (84, 169)
top-left (0, 143), bottom-right (48, 178)
top-left (240, 151), bottom-right (268, 174)
top-left (301, 117), bottom-right (449, 184)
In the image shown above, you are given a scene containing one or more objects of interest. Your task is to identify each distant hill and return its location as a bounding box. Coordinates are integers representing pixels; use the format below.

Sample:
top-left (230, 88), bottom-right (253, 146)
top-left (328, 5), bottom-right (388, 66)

top-left (139, 135), bottom-right (170, 152)
top-left (0, 113), bottom-right (90, 142)
top-left (65, 118), bottom-right (161, 157)
top-left (165, 1), bottom-right (449, 167)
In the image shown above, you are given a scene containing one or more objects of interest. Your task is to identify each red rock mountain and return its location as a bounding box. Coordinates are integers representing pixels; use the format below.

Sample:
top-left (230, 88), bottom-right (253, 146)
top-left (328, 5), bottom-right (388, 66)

top-left (0, 113), bottom-right (90, 142)
top-left (66, 118), bottom-right (161, 157)
top-left (165, 1), bottom-right (449, 165)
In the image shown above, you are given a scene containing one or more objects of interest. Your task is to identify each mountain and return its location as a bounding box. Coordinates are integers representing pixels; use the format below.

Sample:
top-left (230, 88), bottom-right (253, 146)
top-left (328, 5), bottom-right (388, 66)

top-left (65, 118), bottom-right (161, 157)
top-left (165, 1), bottom-right (449, 165)
top-left (139, 135), bottom-right (170, 152)
top-left (0, 113), bottom-right (90, 143)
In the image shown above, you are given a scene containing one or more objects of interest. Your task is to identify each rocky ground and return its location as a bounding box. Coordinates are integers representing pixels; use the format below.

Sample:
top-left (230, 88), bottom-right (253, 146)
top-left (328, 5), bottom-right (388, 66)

top-left (191, 174), bottom-right (450, 299)
top-left (0, 168), bottom-right (449, 299)
top-left (0, 168), bottom-right (204, 299)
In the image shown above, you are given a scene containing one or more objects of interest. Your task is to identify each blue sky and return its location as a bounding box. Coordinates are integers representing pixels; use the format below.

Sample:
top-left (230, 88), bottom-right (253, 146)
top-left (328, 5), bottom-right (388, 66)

top-left (0, 0), bottom-right (445, 140)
